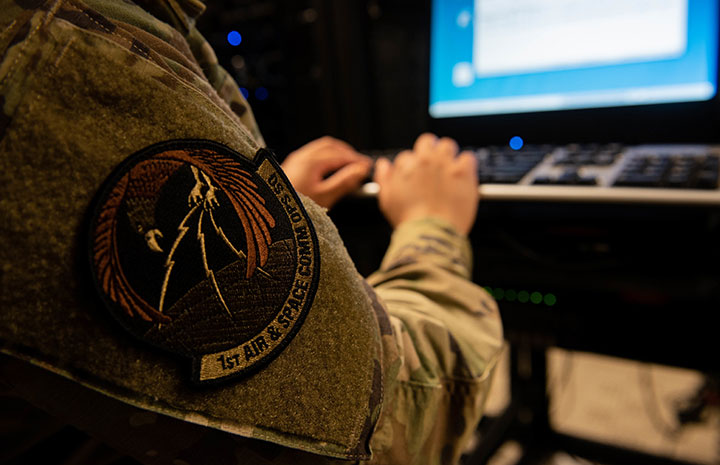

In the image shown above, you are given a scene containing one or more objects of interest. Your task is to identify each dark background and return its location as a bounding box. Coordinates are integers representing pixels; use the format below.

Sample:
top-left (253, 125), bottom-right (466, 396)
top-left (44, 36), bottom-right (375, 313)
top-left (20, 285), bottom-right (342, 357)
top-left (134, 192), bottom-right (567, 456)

top-left (194, 0), bottom-right (720, 372)
top-left (197, 0), bottom-right (431, 157)
top-left (195, 1), bottom-right (720, 375)
top-left (194, 6), bottom-right (720, 459)
top-left (2, 5), bottom-right (718, 465)
top-left (196, 0), bottom-right (720, 156)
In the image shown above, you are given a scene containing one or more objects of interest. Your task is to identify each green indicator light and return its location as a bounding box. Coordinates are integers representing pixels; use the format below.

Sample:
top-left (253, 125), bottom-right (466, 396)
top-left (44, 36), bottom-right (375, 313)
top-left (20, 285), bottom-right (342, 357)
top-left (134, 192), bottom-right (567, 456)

top-left (484, 286), bottom-right (493, 295)
top-left (505, 289), bottom-right (517, 301)
top-left (494, 288), bottom-right (505, 300)
top-left (518, 290), bottom-right (529, 303)
top-left (544, 293), bottom-right (557, 306)
top-left (530, 292), bottom-right (543, 304)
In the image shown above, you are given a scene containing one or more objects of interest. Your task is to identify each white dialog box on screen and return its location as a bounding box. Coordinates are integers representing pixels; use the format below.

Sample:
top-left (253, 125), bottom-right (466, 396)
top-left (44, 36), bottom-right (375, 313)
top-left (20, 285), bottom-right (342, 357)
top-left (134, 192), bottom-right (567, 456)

top-left (473, 0), bottom-right (688, 77)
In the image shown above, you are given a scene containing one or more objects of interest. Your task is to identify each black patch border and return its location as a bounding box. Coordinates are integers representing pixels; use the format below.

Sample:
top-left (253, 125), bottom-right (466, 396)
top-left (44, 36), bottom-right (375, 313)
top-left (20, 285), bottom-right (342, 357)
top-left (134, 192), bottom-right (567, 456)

top-left (87, 139), bottom-right (320, 386)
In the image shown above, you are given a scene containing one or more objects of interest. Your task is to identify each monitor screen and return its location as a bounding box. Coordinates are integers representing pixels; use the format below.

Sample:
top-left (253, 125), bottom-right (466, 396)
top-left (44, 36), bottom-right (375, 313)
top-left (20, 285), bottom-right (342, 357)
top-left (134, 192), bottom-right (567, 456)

top-left (429, 0), bottom-right (719, 120)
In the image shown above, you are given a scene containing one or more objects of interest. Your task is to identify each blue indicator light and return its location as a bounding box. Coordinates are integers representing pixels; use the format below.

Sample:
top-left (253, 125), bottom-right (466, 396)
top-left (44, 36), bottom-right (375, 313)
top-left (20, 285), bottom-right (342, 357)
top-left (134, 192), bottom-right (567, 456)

top-left (509, 136), bottom-right (524, 150)
top-left (227, 31), bottom-right (242, 46)
top-left (239, 87), bottom-right (249, 99)
top-left (255, 87), bottom-right (269, 101)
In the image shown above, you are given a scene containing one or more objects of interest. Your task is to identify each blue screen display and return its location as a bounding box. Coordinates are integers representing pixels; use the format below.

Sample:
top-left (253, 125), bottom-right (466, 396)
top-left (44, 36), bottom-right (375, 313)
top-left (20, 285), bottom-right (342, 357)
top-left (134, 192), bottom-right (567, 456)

top-left (430, 0), bottom-right (719, 118)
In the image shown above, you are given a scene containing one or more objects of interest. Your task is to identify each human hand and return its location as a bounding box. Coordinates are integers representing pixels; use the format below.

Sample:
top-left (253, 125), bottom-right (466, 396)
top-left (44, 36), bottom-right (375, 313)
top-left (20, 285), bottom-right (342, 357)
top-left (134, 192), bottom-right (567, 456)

top-left (281, 136), bottom-right (372, 209)
top-left (373, 133), bottom-right (479, 235)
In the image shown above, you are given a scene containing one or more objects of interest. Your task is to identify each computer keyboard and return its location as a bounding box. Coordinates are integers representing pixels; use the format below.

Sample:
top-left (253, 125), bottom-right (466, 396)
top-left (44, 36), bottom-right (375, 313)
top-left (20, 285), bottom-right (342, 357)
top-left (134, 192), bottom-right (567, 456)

top-left (614, 152), bottom-right (719, 189)
top-left (478, 147), bottom-right (548, 184)
top-left (360, 144), bottom-right (720, 205)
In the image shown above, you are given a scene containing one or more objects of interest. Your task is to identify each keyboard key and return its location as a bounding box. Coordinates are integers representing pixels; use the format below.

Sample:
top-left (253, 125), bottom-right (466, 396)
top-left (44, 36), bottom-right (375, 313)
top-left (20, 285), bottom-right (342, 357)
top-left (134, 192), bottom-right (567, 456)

top-left (614, 174), bottom-right (660, 187)
top-left (696, 170), bottom-right (719, 189)
top-left (532, 176), bottom-right (553, 185)
top-left (577, 176), bottom-right (598, 186)
top-left (490, 174), bottom-right (525, 183)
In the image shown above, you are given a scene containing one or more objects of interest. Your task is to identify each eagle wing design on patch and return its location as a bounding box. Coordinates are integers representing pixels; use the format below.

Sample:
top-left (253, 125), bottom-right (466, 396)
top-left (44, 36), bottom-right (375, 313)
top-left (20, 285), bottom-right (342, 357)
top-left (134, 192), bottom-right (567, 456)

top-left (92, 148), bottom-right (276, 324)
top-left (93, 173), bottom-right (172, 323)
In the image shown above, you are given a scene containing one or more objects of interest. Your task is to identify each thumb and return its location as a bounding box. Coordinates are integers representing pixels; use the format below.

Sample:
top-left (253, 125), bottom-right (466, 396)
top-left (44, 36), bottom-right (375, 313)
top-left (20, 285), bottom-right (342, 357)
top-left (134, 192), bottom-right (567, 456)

top-left (317, 161), bottom-right (371, 207)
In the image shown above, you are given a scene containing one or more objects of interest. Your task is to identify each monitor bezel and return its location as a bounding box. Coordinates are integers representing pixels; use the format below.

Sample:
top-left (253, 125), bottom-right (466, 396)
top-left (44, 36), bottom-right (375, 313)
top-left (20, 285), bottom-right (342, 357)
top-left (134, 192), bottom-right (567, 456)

top-left (426, 1), bottom-right (720, 147)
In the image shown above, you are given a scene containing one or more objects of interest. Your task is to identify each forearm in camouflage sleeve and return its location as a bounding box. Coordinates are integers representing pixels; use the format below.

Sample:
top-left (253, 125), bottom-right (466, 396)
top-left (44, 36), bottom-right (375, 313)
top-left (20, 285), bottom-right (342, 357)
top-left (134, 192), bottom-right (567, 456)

top-left (365, 217), bottom-right (504, 465)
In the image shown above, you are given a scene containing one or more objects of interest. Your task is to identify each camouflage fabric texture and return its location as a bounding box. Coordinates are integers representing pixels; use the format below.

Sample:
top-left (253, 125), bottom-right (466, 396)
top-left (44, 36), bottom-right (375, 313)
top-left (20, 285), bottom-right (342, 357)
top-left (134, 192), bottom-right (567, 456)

top-left (0, 1), bottom-right (504, 464)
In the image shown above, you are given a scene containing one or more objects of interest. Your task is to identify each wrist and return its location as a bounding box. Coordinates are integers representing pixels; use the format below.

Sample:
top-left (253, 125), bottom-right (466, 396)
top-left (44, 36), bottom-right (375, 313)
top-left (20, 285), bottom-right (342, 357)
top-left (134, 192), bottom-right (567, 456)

top-left (383, 216), bottom-right (474, 278)
top-left (395, 210), bottom-right (470, 236)
top-left (393, 216), bottom-right (463, 237)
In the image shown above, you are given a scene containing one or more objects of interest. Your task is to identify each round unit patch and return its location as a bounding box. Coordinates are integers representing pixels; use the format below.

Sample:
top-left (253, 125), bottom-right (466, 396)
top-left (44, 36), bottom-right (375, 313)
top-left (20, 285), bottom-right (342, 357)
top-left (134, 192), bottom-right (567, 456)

top-left (89, 140), bottom-right (320, 384)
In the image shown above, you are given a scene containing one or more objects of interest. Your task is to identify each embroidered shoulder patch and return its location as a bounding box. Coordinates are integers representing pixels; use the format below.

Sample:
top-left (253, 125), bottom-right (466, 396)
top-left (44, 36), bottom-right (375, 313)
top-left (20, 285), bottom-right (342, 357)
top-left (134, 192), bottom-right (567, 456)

top-left (89, 140), bottom-right (320, 384)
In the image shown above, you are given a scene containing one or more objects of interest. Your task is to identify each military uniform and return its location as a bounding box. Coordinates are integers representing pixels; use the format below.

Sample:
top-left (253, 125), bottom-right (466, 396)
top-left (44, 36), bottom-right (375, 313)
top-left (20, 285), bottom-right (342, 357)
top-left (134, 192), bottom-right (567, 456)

top-left (0, 1), bottom-right (503, 464)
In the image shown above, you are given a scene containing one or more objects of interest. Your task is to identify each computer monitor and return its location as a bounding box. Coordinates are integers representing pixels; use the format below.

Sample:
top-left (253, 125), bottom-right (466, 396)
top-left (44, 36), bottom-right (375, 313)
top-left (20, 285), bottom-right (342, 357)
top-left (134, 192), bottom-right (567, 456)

top-left (428, 0), bottom-right (720, 146)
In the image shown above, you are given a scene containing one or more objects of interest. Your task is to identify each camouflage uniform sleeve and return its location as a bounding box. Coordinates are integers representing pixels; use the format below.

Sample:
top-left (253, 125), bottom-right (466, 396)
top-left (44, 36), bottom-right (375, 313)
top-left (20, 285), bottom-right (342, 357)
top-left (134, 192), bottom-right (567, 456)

top-left (365, 217), bottom-right (504, 465)
top-left (81, 0), bottom-right (266, 144)
top-left (140, 0), bottom-right (266, 144)
top-left (0, 354), bottom-right (348, 465)
top-left (0, 2), bottom-right (334, 464)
